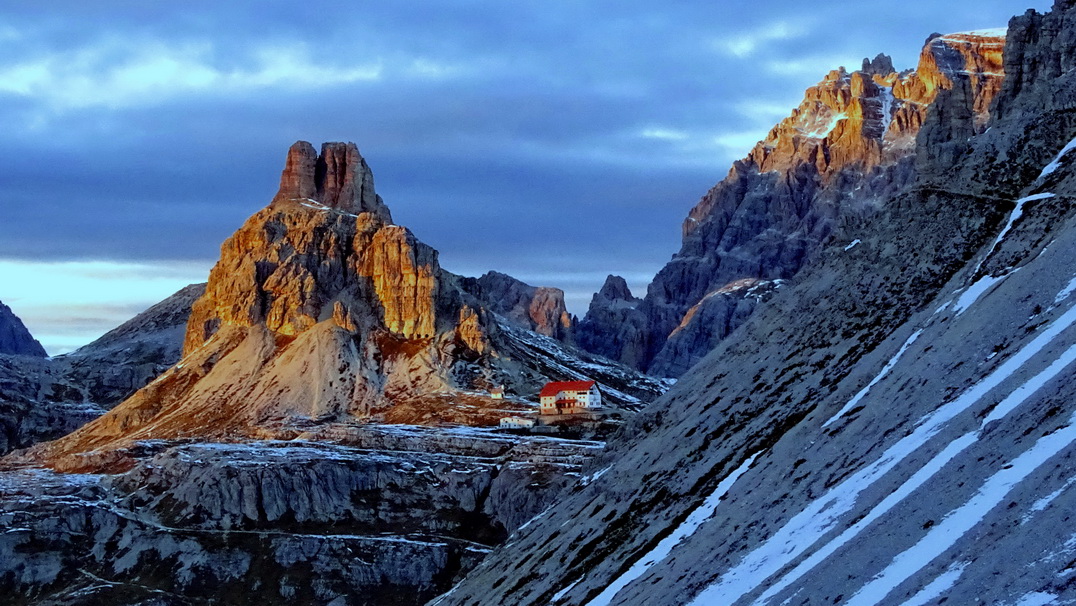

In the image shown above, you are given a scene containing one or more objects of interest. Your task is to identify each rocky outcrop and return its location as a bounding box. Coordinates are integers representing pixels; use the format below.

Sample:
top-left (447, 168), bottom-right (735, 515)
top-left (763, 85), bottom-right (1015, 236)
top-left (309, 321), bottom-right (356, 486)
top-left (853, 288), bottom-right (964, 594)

top-left (580, 31), bottom-right (1006, 377)
top-left (0, 428), bottom-right (594, 605)
top-left (0, 355), bottom-right (104, 455)
top-left (0, 301), bottom-right (46, 357)
top-left (459, 271), bottom-right (574, 342)
top-left (576, 276), bottom-right (647, 368)
top-left (276, 140), bottom-right (392, 222)
top-left (647, 278), bottom-right (782, 378)
top-left (0, 285), bottom-right (204, 455)
top-left (915, 30), bottom-right (1009, 177)
top-left (439, 4), bottom-right (1076, 604)
top-left (15, 142), bottom-right (664, 472)
top-left (56, 283), bottom-right (206, 408)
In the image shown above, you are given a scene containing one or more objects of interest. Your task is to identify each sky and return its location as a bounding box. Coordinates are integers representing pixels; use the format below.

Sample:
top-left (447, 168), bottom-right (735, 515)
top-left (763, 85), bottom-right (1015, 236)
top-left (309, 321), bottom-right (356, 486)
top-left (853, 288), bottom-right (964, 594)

top-left (0, 1), bottom-right (1051, 354)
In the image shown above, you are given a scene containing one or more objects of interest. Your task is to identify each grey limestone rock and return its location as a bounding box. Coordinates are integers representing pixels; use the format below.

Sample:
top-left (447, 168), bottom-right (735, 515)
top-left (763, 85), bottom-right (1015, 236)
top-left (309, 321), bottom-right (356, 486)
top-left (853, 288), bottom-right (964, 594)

top-left (579, 29), bottom-right (1006, 378)
top-left (459, 271), bottom-right (574, 343)
top-left (435, 4), bottom-right (1076, 604)
top-left (0, 430), bottom-right (597, 605)
top-left (0, 300), bottom-right (45, 357)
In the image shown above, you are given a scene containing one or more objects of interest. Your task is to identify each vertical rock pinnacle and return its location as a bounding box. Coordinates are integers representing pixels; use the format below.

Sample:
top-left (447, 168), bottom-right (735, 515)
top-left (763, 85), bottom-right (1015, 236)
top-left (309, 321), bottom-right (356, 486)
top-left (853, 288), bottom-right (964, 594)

top-left (278, 141), bottom-right (318, 201)
top-left (275, 140), bottom-right (392, 222)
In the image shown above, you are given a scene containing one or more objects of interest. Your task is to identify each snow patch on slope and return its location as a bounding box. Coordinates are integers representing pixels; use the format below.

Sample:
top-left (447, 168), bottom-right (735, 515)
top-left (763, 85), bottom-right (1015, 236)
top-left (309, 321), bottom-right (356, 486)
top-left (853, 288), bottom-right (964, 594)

top-left (953, 273), bottom-right (1010, 316)
top-left (846, 413), bottom-right (1076, 605)
top-left (823, 329), bottom-right (921, 428)
top-left (1038, 136), bottom-right (1076, 180)
top-left (585, 452), bottom-right (762, 606)
top-left (1012, 591), bottom-right (1061, 606)
top-left (1054, 276), bottom-right (1076, 304)
top-left (954, 192), bottom-right (1055, 316)
top-left (689, 281), bottom-right (1076, 606)
top-left (901, 562), bottom-right (967, 606)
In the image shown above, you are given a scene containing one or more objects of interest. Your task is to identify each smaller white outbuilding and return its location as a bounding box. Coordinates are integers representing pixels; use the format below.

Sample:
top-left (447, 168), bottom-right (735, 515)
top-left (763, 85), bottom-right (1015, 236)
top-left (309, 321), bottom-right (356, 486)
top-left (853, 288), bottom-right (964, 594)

top-left (500, 417), bottom-right (536, 429)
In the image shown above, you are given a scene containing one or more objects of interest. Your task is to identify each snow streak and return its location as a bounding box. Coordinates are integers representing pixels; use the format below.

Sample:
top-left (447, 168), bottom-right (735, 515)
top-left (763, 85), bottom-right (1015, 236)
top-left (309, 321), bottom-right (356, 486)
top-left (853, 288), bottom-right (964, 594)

top-left (822, 329), bottom-right (921, 428)
top-left (900, 562), bottom-right (967, 606)
top-left (846, 413), bottom-right (1076, 605)
top-left (1012, 592), bottom-right (1060, 606)
top-left (954, 192), bottom-right (1055, 316)
top-left (585, 452), bottom-right (761, 606)
top-left (1038, 136), bottom-right (1076, 180)
top-left (748, 433), bottom-right (977, 606)
top-left (688, 286), bottom-right (1076, 606)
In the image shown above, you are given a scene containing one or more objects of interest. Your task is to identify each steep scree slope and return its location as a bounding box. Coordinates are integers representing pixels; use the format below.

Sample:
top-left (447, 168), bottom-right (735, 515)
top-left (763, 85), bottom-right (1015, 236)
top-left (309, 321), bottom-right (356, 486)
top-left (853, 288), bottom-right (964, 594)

top-left (436, 5), bottom-right (1076, 605)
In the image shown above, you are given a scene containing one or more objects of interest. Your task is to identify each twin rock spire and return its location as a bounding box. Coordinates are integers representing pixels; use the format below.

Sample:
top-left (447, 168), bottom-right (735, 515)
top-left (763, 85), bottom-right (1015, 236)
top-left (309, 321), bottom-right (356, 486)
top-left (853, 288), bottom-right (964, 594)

top-left (276, 140), bottom-right (393, 223)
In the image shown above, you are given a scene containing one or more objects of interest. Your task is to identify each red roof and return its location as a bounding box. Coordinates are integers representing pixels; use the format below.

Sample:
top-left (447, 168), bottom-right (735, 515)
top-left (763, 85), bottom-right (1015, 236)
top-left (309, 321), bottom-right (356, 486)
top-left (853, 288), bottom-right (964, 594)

top-left (540, 380), bottom-right (596, 398)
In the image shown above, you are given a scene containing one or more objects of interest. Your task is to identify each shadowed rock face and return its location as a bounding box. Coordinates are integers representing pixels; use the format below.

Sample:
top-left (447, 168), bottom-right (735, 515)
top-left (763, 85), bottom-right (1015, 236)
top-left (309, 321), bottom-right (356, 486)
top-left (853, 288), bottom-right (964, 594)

top-left (59, 283), bottom-right (207, 408)
top-left (0, 285), bottom-right (205, 455)
top-left (459, 271), bottom-right (574, 343)
top-left (16, 141), bottom-right (664, 472)
top-left (578, 30), bottom-right (1007, 377)
top-left (576, 275), bottom-right (646, 368)
top-left (647, 278), bottom-right (782, 378)
top-left (438, 5), bottom-right (1076, 605)
top-left (0, 301), bottom-right (45, 357)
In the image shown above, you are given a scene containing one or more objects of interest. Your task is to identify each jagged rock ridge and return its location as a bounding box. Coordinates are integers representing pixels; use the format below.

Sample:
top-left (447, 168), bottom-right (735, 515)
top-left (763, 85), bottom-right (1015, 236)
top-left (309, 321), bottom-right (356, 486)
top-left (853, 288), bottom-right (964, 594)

top-left (438, 4), bottom-right (1076, 604)
top-left (579, 29), bottom-right (1007, 377)
top-left (459, 271), bottom-right (574, 343)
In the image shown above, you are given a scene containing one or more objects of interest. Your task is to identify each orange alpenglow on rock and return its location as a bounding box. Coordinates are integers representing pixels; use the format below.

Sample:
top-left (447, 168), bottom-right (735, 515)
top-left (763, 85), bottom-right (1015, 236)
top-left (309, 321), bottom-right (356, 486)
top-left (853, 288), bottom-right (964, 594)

top-left (17, 141), bottom-right (498, 471)
top-left (14, 141), bottom-right (665, 472)
top-left (577, 30), bottom-right (1007, 378)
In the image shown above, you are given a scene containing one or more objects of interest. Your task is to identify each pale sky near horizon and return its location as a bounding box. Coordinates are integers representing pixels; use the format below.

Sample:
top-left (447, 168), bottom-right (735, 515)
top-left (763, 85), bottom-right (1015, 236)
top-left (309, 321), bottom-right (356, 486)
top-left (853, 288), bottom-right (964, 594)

top-left (0, 0), bottom-right (1051, 354)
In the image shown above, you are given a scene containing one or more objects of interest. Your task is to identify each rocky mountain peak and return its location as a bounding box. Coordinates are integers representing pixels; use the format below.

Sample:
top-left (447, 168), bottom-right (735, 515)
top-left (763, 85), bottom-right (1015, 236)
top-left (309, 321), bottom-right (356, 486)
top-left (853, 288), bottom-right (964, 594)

top-left (0, 300), bottom-right (46, 357)
top-left (726, 28), bottom-right (1004, 200)
top-left (19, 140), bottom-right (664, 471)
top-left (594, 275), bottom-right (637, 304)
top-left (861, 52), bottom-right (895, 76)
top-left (580, 28), bottom-right (1007, 377)
top-left (274, 140), bottom-right (392, 222)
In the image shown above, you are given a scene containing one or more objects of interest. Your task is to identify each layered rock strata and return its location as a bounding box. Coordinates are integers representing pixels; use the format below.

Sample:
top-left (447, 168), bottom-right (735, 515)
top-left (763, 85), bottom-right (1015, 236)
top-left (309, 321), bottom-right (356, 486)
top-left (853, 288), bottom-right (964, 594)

top-left (579, 30), bottom-right (1007, 377)
top-left (0, 428), bottom-right (595, 605)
